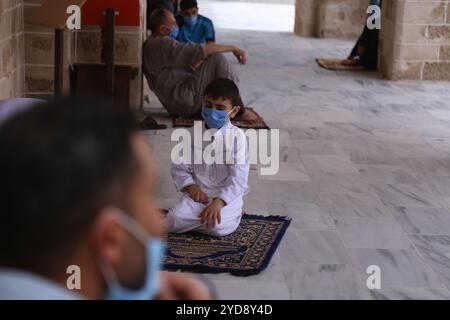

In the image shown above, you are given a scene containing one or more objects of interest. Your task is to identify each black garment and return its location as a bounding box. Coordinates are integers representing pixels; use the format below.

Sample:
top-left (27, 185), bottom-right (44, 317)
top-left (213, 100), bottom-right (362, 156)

top-left (350, 0), bottom-right (382, 70)
top-left (180, 0), bottom-right (197, 10)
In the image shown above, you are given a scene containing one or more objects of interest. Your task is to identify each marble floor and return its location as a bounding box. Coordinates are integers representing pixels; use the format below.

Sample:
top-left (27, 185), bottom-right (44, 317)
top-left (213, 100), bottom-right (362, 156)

top-left (143, 1), bottom-right (450, 299)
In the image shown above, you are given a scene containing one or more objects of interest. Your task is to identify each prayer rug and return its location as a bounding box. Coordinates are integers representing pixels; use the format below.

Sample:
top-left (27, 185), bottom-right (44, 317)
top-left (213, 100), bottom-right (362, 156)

top-left (316, 58), bottom-right (364, 71)
top-left (163, 214), bottom-right (291, 276)
top-left (172, 107), bottom-right (270, 130)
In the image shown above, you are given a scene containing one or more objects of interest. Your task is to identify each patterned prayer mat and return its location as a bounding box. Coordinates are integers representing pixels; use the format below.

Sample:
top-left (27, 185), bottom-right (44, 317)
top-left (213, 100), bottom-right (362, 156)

top-left (163, 214), bottom-right (291, 276)
top-left (316, 58), bottom-right (364, 71)
top-left (172, 107), bottom-right (270, 130)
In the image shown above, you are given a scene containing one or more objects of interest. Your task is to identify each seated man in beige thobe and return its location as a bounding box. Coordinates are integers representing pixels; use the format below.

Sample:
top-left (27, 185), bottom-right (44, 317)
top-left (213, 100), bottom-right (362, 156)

top-left (143, 8), bottom-right (255, 120)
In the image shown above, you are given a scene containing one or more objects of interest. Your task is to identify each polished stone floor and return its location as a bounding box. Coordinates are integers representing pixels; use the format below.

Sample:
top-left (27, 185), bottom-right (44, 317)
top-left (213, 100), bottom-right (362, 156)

top-left (143, 2), bottom-right (450, 299)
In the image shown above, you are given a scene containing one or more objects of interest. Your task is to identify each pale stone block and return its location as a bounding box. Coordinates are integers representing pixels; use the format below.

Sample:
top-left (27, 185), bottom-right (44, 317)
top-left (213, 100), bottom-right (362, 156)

top-left (428, 26), bottom-right (450, 44)
top-left (1, 37), bottom-right (17, 75)
top-left (25, 33), bottom-right (53, 65)
top-left (317, 0), bottom-right (367, 38)
top-left (23, 4), bottom-right (53, 33)
top-left (115, 33), bottom-right (141, 64)
top-left (12, 5), bottom-right (23, 35)
top-left (423, 62), bottom-right (450, 80)
top-left (0, 8), bottom-right (13, 42)
top-left (0, 76), bottom-right (14, 99)
top-left (447, 2), bottom-right (450, 24)
top-left (398, 2), bottom-right (446, 24)
top-left (395, 24), bottom-right (427, 44)
top-left (391, 60), bottom-right (423, 80)
top-left (75, 31), bottom-right (102, 63)
top-left (447, 1), bottom-right (450, 24)
top-left (394, 44), bottom-right (439, 61)
top-left (25, 65), bottom-right (53, 93)
top-left (440, 46), bottom-right (450, 60)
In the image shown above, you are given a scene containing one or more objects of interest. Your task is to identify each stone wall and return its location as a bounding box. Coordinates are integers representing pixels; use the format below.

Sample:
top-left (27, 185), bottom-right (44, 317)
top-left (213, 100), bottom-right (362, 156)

top-left (22, 0), bottom-right (147, 108)
top-left (0, 0), bottom-right (24, 100)
top-left (379, 0), bottom-right (450, 80)
top-left (294, 0), bottom-right (367, 38)
top-left (23, 0), bottom-right (72, 99)
top-left (73, 0), bottom-right (147, 110)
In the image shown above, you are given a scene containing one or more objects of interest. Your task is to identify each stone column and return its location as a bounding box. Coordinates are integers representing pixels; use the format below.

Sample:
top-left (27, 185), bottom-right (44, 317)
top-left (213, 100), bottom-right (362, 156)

top-left (294, 0), bottom-right (319, 37)
top-left (379, 0), bottom-right (450, 80)
top-left (23, 0), bottom-right (72, 99)
top-left (294, 0), bottom-right (367, 39)
top-left (0, 0), bottom-right (25, 99)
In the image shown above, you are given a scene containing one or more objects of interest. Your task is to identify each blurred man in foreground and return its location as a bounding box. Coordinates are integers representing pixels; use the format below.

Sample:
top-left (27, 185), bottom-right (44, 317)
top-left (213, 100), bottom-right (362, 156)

top-left (0, 97), bottom-right (210, 300)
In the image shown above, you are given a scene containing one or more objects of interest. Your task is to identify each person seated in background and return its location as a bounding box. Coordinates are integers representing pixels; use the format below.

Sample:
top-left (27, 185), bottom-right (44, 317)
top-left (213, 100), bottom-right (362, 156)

top-left (167, 78), bottom-right (249, 237)
top-left (176, 0), bottom-right (215, 44)
top-left (0, 96), bottom-right (210, 300)
top-left (341, 0), bottom-right (382, 70)
top-left (143, 9), bottom-right (256, 121)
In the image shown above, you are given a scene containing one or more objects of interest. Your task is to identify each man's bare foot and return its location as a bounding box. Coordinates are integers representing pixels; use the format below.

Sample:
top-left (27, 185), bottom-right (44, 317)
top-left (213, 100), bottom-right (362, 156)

top-left (237, 109), bottom-right (258, 121)
top-left (341, 58), bottom-right (360, 66)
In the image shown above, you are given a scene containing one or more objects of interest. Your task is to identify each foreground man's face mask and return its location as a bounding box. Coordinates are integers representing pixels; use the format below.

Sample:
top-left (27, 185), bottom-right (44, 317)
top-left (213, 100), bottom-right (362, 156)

top-left (101, 211), bottom-right (166, 300)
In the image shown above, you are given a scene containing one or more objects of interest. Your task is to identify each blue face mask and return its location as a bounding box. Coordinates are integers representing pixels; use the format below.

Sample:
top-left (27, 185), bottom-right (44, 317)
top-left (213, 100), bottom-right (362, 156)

top-left (169, 25), bottom-right (179, 39)
top-left (184, 15), bottom-right (198, 27)
top-left (102, 212), bottom-right (166, 300)
top-left (201, 106), bottom-right (233, 129)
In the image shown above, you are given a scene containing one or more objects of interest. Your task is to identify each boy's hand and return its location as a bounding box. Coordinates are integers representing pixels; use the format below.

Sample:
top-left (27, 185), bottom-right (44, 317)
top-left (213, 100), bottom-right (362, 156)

top-left (184, 184), bottom-right (209, 204)
top-left (198, 198), bottom-right (225, 228)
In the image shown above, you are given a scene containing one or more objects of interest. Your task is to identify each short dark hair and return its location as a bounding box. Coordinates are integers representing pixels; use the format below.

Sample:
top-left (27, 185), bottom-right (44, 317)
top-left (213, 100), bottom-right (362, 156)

top-left (0, 96), bottom-right (138, 274)
top-left (148, 8), bottom-right (169, 32)
top-left (180, 0), bottom-right (198, 10)
top-left (203, 78), bottom-right (243, 107)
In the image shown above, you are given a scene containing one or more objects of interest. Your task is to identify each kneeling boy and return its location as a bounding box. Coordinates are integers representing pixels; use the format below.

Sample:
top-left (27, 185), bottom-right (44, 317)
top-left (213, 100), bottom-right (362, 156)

top-left (167, 78), bottom-right (249, 236)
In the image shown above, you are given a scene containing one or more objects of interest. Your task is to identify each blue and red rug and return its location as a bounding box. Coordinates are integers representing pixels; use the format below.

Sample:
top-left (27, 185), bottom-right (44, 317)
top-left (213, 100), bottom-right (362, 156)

top-left (164, 214), bottom-right (291, 276)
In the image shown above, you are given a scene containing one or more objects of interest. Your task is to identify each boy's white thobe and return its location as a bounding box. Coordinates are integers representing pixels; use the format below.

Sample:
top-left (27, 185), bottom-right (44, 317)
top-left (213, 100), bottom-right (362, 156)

top-left (167, 121), bottom-right (249, 236)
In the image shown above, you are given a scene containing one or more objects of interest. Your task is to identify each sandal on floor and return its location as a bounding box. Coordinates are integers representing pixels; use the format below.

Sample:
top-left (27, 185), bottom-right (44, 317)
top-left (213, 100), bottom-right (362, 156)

top-left (138, 116), bottom-right (167, 130)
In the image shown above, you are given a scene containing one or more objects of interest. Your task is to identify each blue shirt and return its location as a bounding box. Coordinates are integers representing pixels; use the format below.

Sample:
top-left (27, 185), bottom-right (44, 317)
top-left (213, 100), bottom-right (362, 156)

top-left (176, 14), bottom-right (215, 44)
top-left (0, 268), bottom-right (81, 300)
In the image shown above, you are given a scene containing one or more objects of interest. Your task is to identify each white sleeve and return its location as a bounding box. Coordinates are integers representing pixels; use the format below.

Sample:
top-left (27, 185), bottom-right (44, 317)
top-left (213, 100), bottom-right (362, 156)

top-left (218, 131), bottom-right (249, 204)
top-left (170, 131), bottom-right (196, 192)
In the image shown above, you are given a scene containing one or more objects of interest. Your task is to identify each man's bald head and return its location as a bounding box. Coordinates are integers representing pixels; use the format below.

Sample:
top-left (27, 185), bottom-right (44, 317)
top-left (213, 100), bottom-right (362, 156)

top-left (148, 8), bottom-right (175, 34)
